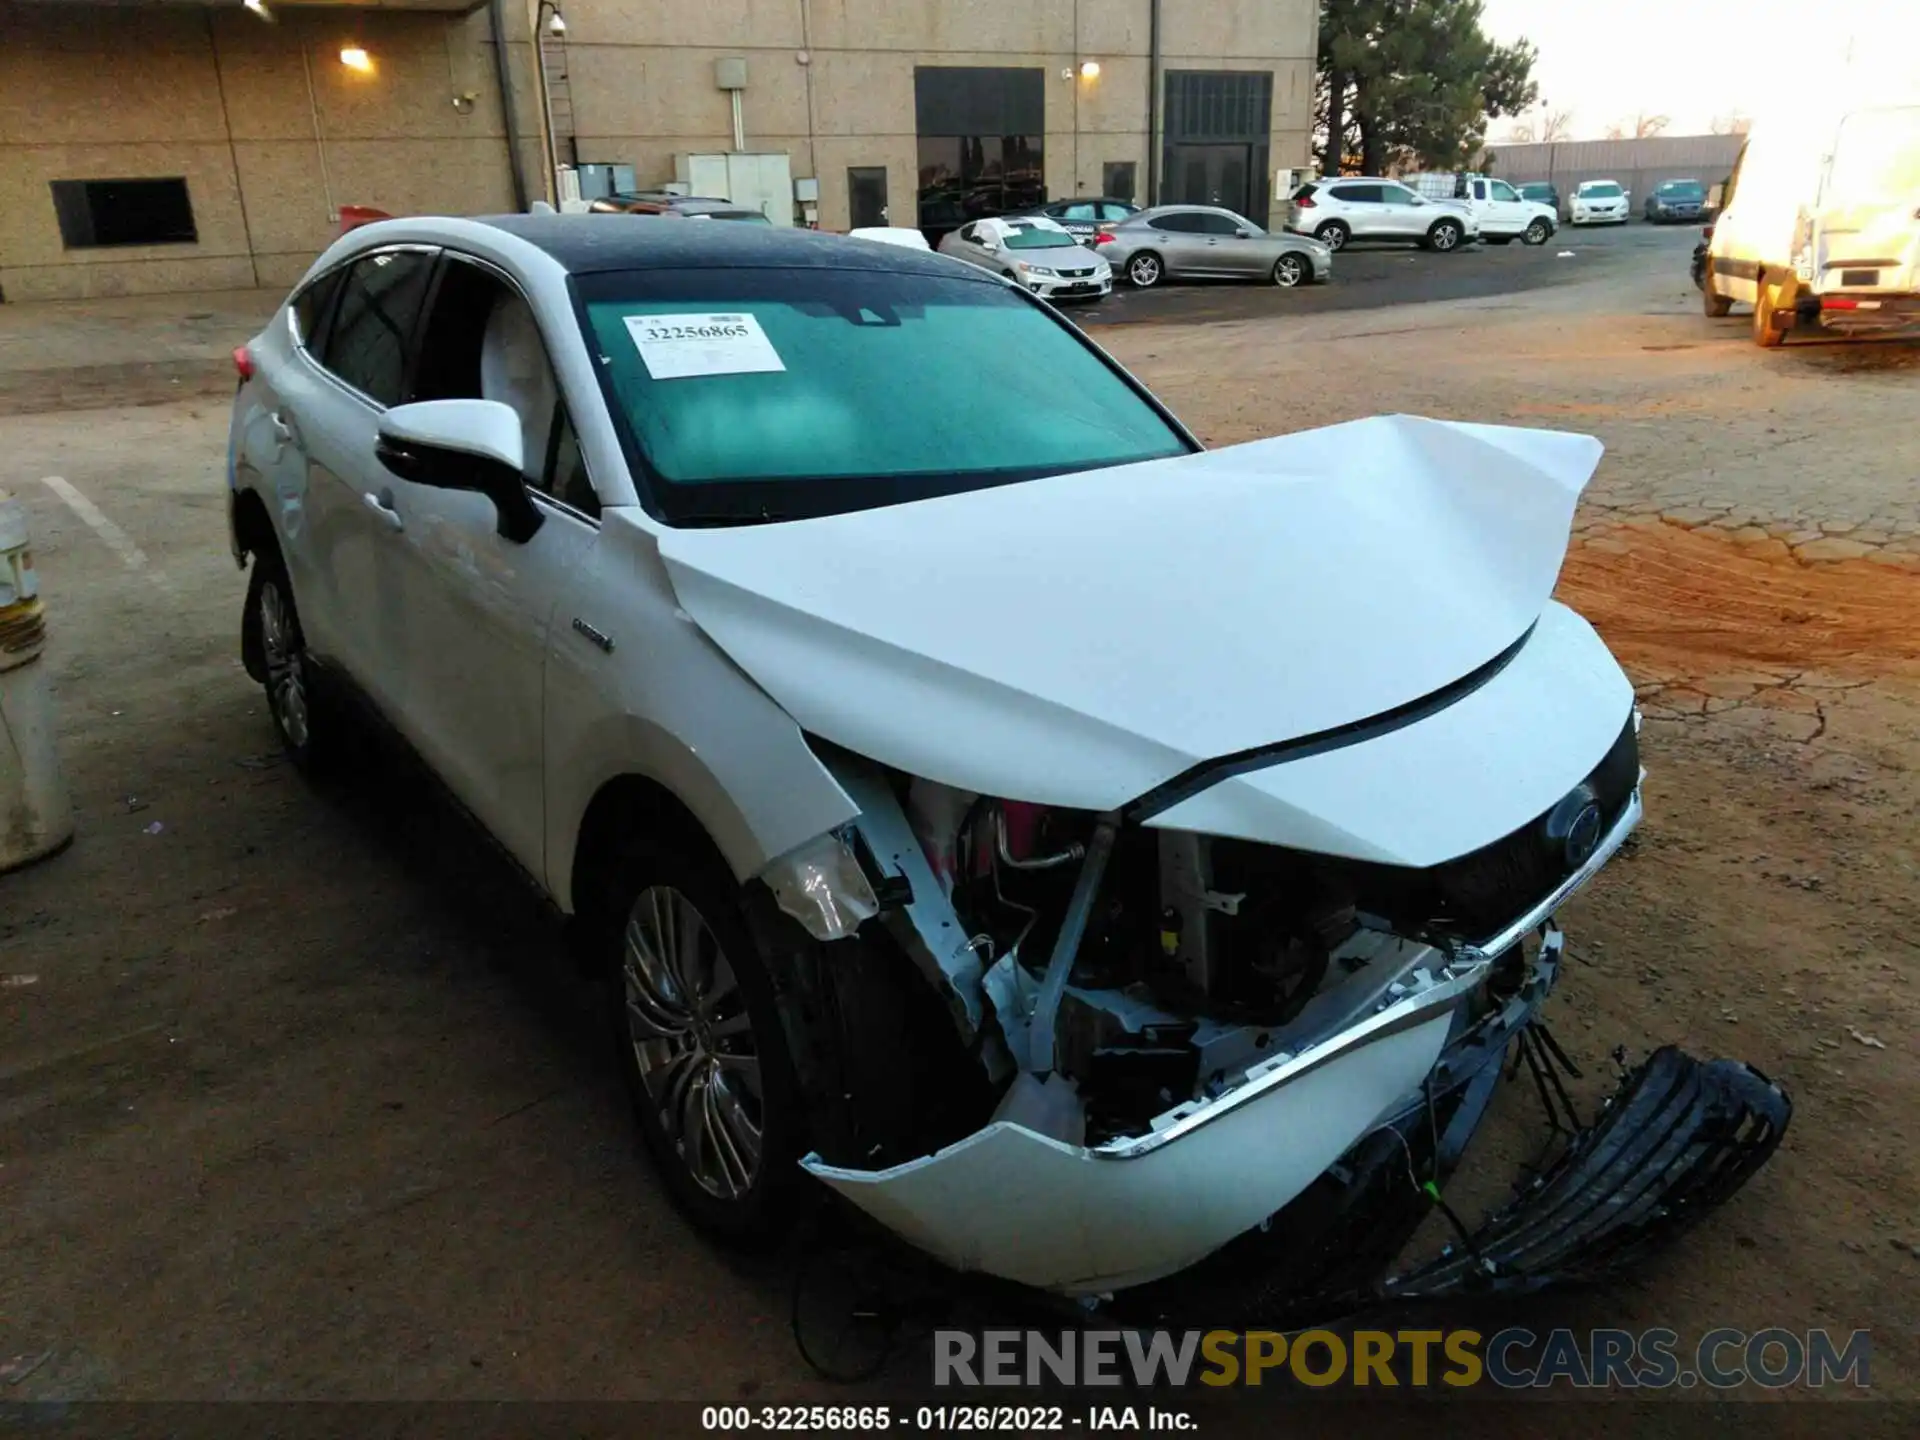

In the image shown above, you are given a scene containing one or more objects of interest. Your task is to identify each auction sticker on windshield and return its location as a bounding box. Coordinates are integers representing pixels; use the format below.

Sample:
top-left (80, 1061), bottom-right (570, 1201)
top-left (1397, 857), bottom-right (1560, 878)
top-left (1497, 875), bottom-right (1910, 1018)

top-left (623, 313), bottom-right (786, 380)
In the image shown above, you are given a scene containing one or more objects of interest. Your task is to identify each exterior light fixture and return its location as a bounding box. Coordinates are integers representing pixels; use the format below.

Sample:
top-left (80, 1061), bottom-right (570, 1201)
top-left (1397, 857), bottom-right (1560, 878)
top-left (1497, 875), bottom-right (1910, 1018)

top-left (243, 0), bottom-right (272, 18)
top-left (547, 12), bottom-right (567, 35)
top-left (1079, 60), bottom-right (1101, 80)
top-left (339, 46), bottom-right (372, 73)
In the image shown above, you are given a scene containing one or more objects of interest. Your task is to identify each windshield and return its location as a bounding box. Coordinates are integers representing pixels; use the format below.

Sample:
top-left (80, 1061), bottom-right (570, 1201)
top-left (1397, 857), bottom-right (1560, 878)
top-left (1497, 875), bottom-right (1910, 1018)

top-left (1826, 107), bottom-right (1920, 204)
top-left (1004, 228), bottom-right (1081, 250)
top-left (1657, 181), bottom-right (1704, 199)
top-left (577, 268), bottom-right (1190, 524)
top-left (1582, 183), bottom-right (1623, 198)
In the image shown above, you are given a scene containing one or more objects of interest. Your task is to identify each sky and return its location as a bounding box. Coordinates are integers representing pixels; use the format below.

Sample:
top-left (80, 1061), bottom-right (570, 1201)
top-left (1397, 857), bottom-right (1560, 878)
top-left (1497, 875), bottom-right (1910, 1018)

top-left (1478, 1), bottom-right (1920, 141)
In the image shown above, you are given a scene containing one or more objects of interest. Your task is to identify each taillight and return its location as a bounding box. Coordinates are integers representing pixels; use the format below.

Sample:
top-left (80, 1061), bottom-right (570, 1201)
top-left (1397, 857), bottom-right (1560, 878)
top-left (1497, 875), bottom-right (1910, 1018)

top-left (1092, 231), bottom-right (1116, 245)
top-left (1294, 193), bottom-right (1317, 209)
top-left (1701, 225), bottom-right (1714, 237)
top-left (232, 346), bottom-right (255, 382)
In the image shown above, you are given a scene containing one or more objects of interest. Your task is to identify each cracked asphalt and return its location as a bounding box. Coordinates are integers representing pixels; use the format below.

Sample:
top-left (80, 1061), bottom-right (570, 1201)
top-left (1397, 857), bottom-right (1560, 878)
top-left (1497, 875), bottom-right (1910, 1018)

top-left (2, 235), bottom-right (1917, 1415)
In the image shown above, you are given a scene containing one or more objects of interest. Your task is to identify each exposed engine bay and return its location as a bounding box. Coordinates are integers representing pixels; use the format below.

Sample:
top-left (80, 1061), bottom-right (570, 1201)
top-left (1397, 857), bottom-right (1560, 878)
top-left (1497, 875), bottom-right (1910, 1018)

top-left (807, 705), bottom-right (1640, 1153)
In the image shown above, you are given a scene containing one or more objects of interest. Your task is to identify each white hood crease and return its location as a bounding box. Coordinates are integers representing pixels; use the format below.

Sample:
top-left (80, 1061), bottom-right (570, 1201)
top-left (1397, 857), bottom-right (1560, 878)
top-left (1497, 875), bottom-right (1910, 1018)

top-left (660, 414), bottom-right (1607, 827)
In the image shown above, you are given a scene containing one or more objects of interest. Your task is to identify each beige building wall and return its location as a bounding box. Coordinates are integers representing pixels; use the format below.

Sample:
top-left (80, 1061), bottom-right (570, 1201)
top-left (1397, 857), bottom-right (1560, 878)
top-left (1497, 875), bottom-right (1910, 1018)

top-left (1, 0), bottom-right (1315, 301)
top-left (562, 0), bottom-right (1316, 232)
top-left (0, 2), bottom-right (514, 301)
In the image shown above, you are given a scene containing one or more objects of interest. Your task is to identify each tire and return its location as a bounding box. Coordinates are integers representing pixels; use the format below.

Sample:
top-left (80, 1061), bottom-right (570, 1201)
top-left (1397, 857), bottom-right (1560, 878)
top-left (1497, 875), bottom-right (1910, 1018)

top-left (1271, 253), bottom-right (1309, 287)
top-left (1702, 271), bottom-right (1733, 317)
top-left (1523, 218), bottom-right (1551, 246)
top-left (1752, 274), bottom-right (1789, 348)
top-left (246, 547), bottom-right (332, 773)
top-left (603, 833), bottom-right (809, 1246)
top-left (1125, 251), bottom-right (1164, 288)
top-left (1315, 220), bottom-right (1350, 252)
top-left (1426, 218), bottom-right (1464, 252)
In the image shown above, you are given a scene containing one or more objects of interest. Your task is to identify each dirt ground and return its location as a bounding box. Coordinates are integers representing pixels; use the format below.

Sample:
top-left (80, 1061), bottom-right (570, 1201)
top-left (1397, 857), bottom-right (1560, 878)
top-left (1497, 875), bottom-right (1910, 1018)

top-left (2, 247), bottom-right (1917, 1419)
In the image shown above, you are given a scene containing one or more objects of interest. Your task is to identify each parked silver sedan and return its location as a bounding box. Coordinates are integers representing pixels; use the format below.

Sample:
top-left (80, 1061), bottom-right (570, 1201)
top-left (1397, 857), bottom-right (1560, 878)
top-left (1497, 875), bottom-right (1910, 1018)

top-left (1098, 205), bottom-right (1333, 288)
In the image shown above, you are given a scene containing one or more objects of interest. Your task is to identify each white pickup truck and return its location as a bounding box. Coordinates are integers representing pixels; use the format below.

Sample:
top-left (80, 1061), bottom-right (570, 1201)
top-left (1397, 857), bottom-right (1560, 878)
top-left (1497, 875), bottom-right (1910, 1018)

top-left (1405, 171), bottom-right (1558, 245)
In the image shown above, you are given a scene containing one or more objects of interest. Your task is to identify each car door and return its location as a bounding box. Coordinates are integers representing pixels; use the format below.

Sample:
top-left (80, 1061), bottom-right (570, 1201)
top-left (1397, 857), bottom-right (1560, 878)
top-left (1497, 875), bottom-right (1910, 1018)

top-left (1146, 211), bottom-right (1214, 275)
top-left (1196, 210), bottom-right (1268, 275)
top-left (1325, 183), bottom-right (1382, 236)
top-left (1376, 183), bottom-right (1426, 238)
top-left (372, 254), bottom-right (603, 875)
top-left (1483, 178), bottom-right (1529, 236)
top-left (293, 244), bottom-right (439, 712)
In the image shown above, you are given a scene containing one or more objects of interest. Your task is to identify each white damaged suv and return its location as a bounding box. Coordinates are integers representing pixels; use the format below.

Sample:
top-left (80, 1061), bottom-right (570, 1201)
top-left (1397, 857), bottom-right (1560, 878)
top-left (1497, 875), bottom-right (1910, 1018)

top-left (226, 214), bottom-right (1786, 1310)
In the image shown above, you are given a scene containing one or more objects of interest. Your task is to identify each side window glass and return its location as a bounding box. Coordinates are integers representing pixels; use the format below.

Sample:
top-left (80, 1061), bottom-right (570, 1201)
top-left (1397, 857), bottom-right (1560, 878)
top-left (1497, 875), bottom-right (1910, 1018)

top-left (1150, 213), bottom-right (1198, 233)
top-left (1380, 184), bottom-right (1416, 205)
top-left (1330, 184), bottom-right (1377, 204)
top-left (1490, 180), bottom-right (1518, 201)
top-left (408, 255), bottom-right (600, 520)
top-left (1198, 212), bottom-right (1242, 235)
top-left (291, 268), bottom-right (344, 353)
top-left (544, 408), bottom-right (601, 518)
top-left (1061, 203), bottom-right (1096, 221)
top-left (321, 251), bottom-right (434, 406)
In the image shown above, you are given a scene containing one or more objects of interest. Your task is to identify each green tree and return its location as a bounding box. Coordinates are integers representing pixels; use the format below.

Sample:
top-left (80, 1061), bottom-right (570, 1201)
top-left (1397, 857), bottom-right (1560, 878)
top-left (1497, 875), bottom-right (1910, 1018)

top-left (1316, 1), bottom-right (1539, 175)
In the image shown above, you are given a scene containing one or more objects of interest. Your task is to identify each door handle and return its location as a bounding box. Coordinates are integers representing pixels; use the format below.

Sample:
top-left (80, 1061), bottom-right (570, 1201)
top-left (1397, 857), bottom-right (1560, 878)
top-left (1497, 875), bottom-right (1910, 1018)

top-left (362, 489), bottom-right (404, 532)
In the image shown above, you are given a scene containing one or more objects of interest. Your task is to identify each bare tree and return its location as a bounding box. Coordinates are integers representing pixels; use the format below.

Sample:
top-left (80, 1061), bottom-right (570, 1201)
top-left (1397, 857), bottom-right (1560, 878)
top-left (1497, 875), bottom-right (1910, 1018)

top-left (1540, 108), bottom-right (1575, 142)
top-left (1709, 110), bottom-right (1753, 135)
top-left (1504, 119), bottom-right (1537, 143)
top-left (1632, 111), bottom-right (1672, 138)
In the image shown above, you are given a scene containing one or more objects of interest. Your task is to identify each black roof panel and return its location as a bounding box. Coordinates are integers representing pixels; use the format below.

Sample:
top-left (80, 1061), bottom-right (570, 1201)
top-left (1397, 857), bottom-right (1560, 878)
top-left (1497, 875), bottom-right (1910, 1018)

top-left (478, 213), bottom-right (974, 279)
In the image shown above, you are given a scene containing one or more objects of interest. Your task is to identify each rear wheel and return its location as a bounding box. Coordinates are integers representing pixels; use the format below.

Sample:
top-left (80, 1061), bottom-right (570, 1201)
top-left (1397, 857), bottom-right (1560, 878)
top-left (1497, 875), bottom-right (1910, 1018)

top-left (1315, 220), bottom-right (1350, 251)
top-left (1426, 218), bottom-right (1464, 252)
top-left (1272, 253), bottom-right (1309, 287)
top-left (605, 836), bottom-right (808, 1246)
top-left (247, 549), bottom-right (333, 773)
top-left (1523, 218), bottom-right (1552, 246)
top-left (1126, 252), bottom-right (1164, 287)
top-left (1702, 271), bottom-right (1733, 317)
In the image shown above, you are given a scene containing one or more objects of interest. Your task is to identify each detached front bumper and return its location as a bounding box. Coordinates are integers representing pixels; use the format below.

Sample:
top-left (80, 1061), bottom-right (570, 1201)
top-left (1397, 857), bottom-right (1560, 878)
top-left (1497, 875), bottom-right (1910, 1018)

top-left (805, 953), bottom-right (1485, 1296)
top-left (805, 794), bottom-right (1672, 1299)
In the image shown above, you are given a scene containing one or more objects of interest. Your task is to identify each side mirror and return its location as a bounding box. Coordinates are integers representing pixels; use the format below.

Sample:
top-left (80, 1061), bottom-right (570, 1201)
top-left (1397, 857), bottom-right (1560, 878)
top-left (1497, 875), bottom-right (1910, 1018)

top-left (376, 399), bottom-right (543, 544)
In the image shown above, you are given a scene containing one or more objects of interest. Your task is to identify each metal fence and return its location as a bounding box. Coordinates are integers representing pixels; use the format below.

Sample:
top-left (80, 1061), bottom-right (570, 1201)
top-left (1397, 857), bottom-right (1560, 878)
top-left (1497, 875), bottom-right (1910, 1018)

top-left (1482, 134), bottom-right (1747, 217)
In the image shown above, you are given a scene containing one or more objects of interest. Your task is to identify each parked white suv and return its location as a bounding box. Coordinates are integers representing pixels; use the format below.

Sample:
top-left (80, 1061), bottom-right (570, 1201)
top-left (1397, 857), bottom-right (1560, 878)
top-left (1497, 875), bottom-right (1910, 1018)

top-left (222, 212), bottom-right (1784, 1305)
top-left (1570, 180), bottom-right (1631, 225)
top-left (1285, 178), bottom-right (1477, 252)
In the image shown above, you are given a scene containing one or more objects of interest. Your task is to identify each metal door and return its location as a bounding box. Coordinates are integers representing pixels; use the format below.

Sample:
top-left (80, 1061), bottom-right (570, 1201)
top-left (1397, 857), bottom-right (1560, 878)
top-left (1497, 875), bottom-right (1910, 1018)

top-left (1170, 144), bottom-right (1252, 216)
top-left (848, 166), bottom-right (889, 229)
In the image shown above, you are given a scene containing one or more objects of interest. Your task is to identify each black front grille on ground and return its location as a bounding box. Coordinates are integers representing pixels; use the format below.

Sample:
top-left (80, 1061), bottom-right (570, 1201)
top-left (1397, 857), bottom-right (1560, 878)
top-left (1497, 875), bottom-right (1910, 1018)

top-left (1386, 1046), bottom-right (1791, 1299)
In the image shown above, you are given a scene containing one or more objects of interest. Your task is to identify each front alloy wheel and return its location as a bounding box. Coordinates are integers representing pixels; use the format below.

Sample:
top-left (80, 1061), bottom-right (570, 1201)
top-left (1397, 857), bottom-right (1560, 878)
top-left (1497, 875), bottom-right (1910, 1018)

top-left (1428, 219), bottom-right (1463, 252)
top-left (1273, 254), bottom-right (1308, 287)
top-left (1127, 253), bottom-right (1163, 287)
top-left (1523, 218), bottom-right (1551, 245)
top-left (622, 884), bottom-right (765, 1203)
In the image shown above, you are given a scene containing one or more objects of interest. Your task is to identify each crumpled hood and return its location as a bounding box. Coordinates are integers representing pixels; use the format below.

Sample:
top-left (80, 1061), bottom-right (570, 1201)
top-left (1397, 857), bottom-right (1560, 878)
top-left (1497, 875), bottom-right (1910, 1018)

top-left (658, 414), bottom-right (1603, 812)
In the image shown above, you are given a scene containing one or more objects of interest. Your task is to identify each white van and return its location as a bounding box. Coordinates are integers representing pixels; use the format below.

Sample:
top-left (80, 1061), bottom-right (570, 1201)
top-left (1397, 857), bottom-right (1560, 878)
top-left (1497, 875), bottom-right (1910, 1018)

top-left (1705, 102), bottom-right (1920, 346)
